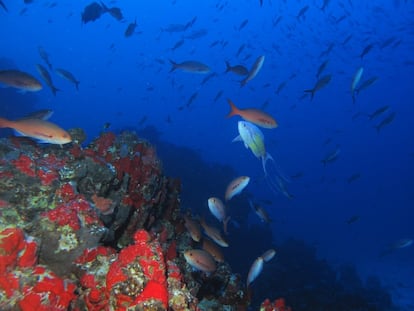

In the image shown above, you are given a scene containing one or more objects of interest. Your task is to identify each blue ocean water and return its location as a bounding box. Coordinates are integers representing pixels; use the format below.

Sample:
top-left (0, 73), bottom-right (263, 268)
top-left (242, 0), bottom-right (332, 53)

top-left (1, 0), bottom-right (413, 309)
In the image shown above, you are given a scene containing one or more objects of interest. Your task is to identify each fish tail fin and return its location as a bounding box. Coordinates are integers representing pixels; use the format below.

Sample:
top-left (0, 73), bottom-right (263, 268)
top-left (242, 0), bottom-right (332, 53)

top-left (223, 216), bottom-right (231, 235)
top-left (304, 89), bottom-right (314, 100)
top-left (100, 1), bottom-right (109, 12)
top-left (226, 98), bottom-right (239, 118)
top-left (0, 117), bottom-right (12, 128)
top-left (169, 59), bottom-right (177, 72)
top-left (240, 79), bottom-right (247, 88)
top-left (262, 152), bottom-right (273, 176)
top-left (51, 86), bottom-right (61, 96)
top-left (75, 81), bottom-right (80, 91)
top-left (225, 61), bottom-right (231, 72)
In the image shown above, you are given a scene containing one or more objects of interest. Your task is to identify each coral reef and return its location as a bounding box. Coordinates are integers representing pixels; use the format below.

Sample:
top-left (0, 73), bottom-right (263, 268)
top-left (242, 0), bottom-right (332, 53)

top-left (0, 130), bottom-right (248, 310)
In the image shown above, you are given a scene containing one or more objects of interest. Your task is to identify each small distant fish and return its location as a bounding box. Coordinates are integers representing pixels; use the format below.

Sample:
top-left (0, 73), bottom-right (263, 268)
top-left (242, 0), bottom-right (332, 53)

top-left (304, 75), bottom-right (331, 100)
top-left (323, 137), bottom-right (333, 145)
top-left (368, 105), bottom-right (390, 121)
top-left (36, 64), bottom-right (59, 96)
top-left (208, 197), bottom-right (229, 233)
top-left (316, 60), bottom-right (329, 78)
top-left (392, 238), bottom-right (413, 249)
top-left (171, 39), bottom-right (185, 51)
top-left (238, 19), bottom-right (249, 31)
top-left (346, 215), bottom-right (360, 225)
top-left (380, 37), bottom-right (397, 49)
top-left (169, 60), bottom-right (211, 74)
top-left (214, 90), bottom-right (223, 103)
top-left (38, 46), bottom-right (52, 70)
top-left (0, 0), bottom-right (8, 12)
top-left (201, 72), bottom-right (217, 85)
top-left (290, 171), bottom-right (304, 179)
top-left (0, 69), bottom-right (42, 92)
top-left (184, 249), bottom-right (216, 272)
top-left (296, 5), bottom-right (309, 20)
top-left (321, 147), bottom-right (340, 166)
top-left (247, 256), bottom-right (264, 287)
top-left (103, 122), bottom-right (111, 130)
top-left (184, 29), bottom-right (208, 40)
top-left (275, 81), bottom-right (287, 95)
top-left (374, 112), bottom-right (396, 133)
top-left (355, 76), bottom-right (378, 95)
top-left (55, 68), bottom-right (80, 90)
top-left (347, 173), bottom-right (361, 183)
top-left (225, 61), bottom-right (248, 76)
top-left (186, 92), bottom-right (198, 108)
top-left (319, 43), bottom-right (334, 58)
top-left (342, 34), bottom-right (352, 46)
top-left (351, 67), bottom-right (364, 103)
top-left (360, 44), bottom-right (374, 59)
top-left (227, 99), bottom-right (277, 129)
top-left (124, 18), bottom-right (137, 37)
top-left (138, 115), bottom-right (147, 126)
top-left (261, 249), bottom-right (276, 262)
top-left (321, 0), bottom-right (331, 11)
top-left (241, 55), bottom-right (265, 87)
top-left (225, 176), bottom-right (250, 201)
top-left (162, 23), bottom-right (190, 33)
top-left (0, 117), bottom-right (71, 145)
top-left (183, 214), bottom-right (201, 242)
top-left (249, 200), bottom-right (271, 223)
top-left (236, 44), bottom-right (246, 57)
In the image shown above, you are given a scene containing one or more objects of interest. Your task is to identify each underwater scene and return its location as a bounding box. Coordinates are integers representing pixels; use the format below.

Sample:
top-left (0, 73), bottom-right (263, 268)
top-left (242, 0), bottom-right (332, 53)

top-left (0, 0), bottom-right (413, 310)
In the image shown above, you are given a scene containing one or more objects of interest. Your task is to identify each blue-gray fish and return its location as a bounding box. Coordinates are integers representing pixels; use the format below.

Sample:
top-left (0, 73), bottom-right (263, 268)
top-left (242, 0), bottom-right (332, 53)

top-left (304, 75), bottom-right (331, 100)
top-left (241, 55), bottom-right (265, 87)
top-left (169, 60), bottom-right (211, 74)
top-left (374, 112), bottom-right (396, 133)
top-left (247, 256), bottom-right (264, 287)
top-left (36, 64), bottom-right (60, 96)
top-left (55, 68), bottom-right (80, 90)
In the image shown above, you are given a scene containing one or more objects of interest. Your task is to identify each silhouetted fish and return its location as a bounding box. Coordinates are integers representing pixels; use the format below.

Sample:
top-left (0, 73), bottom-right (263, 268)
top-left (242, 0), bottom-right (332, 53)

top-left (0, 0), bottom-right (8, 12)
top-left (81, 2), bottom-right (105, 24)
top-left (124, 19), bottom-right (137, 37)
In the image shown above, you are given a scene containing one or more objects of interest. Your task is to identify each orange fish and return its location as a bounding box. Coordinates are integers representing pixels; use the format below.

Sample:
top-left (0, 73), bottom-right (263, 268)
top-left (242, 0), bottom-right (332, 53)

top-left (200, 219), bottom-right (229, 247)
top-left (0, 117), bottom-right (72, 145)
top-left (183, 214), bottom-right (201, 242)
top-left (184, 249), bottom-right (217, 272)
top-left (202, 238), bottom-right (224, 262)
top-left (227, 99), bottom-right (277, 129)
top-left (225, 176), bottom-right (250, 201)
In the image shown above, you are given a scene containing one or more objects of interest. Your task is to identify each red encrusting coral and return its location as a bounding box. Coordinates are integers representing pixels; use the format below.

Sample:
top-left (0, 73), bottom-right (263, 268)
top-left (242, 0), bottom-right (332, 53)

top-left (0, 228), bottom-right (76, 310)
top-left (44, 184), bottom-right (101, 230)
top-left (11, 154), bottom-right (36, 177)
top-left (0, 131), bottom-right (207, 310)
top-left (260, 298), bottom-right (292, 311)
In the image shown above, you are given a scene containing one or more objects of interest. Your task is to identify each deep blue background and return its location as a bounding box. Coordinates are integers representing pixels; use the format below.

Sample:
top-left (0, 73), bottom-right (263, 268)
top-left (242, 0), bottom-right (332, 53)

top-left (1, 0), bottom-right (413, 307)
